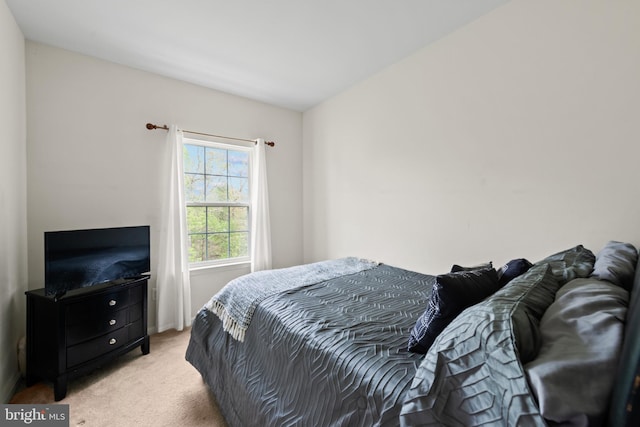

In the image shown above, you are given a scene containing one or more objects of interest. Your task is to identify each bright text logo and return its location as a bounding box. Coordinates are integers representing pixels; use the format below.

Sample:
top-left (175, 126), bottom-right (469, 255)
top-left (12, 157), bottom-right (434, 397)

top-left (1, 405), bottom-right (68, 427)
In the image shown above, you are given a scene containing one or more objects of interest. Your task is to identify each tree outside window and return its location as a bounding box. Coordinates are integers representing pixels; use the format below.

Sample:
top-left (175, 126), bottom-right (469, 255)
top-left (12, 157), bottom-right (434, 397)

top-left (183, 140), bottom-right (250, 264)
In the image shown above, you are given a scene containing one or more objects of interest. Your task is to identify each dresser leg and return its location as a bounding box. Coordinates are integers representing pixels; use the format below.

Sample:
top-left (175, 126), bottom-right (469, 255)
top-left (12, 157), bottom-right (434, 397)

top-left (141, 335), bottom-right (150, 355)
top-left (54, 374), bottom-right (67, 401)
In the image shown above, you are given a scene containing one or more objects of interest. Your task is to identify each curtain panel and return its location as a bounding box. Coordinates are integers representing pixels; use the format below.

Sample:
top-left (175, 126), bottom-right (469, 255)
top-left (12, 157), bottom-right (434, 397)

top-left (251, 138), bottom-right (272, 272)
top-left (156, 125), bottom-right (192, 332)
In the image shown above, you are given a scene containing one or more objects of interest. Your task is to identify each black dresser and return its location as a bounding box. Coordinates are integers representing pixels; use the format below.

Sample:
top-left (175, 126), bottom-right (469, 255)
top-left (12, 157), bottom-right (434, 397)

top-left (25, 276), bottom-right (150, 401)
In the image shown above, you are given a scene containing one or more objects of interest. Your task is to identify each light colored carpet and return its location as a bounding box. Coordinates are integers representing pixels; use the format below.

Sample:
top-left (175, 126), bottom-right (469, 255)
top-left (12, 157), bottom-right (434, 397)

top-left (10, 328), bottom-right (228, 427)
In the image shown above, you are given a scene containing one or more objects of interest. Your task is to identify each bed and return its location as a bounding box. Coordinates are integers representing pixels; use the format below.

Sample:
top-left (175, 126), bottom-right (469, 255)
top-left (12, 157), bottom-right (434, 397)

top-left (186, 242), bottom-right (640, 426)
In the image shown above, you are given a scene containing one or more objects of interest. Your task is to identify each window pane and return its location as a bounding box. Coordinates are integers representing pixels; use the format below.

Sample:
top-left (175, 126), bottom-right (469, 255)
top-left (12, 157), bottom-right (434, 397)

top-left (230, 232), bottom-right (249, 258)
top-left (184, 145), bottom-right (204, 174)
top-left (229, 177), bottom-right (249, 202)
top-left (207, 207), bottom-right (229, 232)
top-left (228, 150), bottom-right (249, 177)
top-left (188, 234), bottom-right (206, 263)
top-left (183, 142), bottom-right (252, 264)
top-left (206, 176), bottom-right (228, 202)
top-left (207, 234), bottom-right (229, 260)
top-left (184, 173), bottom-right (205, 202)
top-left (230, 207), bottom-right (248, 231)
top-left (205, 147), bottom-right (227, 176)
top-left (186, 207), bottom-right (206, 234)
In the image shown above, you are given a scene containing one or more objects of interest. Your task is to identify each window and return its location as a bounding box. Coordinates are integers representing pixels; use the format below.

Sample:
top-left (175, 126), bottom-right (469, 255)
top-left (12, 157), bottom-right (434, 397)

top-left (183, 138), bottom-right (251, 265)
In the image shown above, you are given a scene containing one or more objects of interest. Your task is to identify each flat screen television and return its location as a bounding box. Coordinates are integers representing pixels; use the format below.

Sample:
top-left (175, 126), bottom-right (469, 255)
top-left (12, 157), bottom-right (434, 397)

top-left (44, 225), bottom-right (150, 296)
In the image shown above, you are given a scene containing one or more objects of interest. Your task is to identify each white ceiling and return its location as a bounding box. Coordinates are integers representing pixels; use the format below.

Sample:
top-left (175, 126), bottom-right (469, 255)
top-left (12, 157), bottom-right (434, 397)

top-left (7, 0), bottom-right (508, 111)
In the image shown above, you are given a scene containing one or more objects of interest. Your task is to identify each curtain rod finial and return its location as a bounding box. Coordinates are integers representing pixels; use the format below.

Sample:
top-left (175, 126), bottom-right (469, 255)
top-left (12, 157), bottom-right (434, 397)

top-left (146, 123), bottom-right (169, 131)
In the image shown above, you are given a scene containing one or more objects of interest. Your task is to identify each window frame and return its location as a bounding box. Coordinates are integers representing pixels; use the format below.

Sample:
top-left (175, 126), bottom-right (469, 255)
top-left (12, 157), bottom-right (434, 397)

top-left (182, 137), bottom-right (253, 269)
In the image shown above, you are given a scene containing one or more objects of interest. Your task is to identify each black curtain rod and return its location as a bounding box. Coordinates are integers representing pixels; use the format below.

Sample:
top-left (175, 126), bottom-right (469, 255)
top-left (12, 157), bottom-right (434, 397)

top-left (145, 123), bottom-right (275, 147)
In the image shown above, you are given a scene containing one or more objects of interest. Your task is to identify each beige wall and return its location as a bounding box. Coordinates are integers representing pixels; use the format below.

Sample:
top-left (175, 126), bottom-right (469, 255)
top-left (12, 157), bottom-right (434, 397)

top-left (26, 42), bottom-right (304, 327)
top-left (303, 0), bottom-right (640, 273)
top-left (0, 0), bottom-right (27, 403)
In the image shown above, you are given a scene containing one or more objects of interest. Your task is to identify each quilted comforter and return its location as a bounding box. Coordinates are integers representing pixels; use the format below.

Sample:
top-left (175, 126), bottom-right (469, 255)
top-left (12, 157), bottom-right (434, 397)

top-left (187, 263), bottom-right (433, 426)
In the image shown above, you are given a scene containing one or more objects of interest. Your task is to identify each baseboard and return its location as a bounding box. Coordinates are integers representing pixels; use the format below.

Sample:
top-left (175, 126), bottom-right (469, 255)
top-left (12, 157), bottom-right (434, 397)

top-left (2, 371), bottom-right (22, 404)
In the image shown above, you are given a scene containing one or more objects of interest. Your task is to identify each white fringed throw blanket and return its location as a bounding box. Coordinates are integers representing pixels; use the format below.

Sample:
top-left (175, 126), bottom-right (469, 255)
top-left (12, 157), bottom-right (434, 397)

top-left (205, 257), bottom-right (378, 341)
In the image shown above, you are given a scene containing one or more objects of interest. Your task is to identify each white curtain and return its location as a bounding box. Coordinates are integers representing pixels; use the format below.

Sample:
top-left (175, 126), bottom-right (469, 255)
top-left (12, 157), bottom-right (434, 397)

top-left (250, 139), bottom-right (272, 272)
top-left (156, 125), bottom-right (192, 332)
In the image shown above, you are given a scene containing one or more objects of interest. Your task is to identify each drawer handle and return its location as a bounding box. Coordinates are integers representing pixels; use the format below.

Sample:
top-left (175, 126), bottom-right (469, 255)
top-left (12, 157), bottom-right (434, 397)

top-left (108, 300), bottom-right (117, 307)
top-left (109, 319), bottom-right (117, 326)
top-left (109, 338), bottom-right (117, 345)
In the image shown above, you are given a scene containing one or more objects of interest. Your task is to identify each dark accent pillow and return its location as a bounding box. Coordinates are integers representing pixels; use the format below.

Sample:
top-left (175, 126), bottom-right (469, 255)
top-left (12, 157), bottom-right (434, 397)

top-left (590, 241), bottom-right (638, 291)
top-left (497, 258), bottom-right (532, 286)
top-left (408, 268), bottom-right (500, 354)
top-left (450, 261), bottom-right (492, 273)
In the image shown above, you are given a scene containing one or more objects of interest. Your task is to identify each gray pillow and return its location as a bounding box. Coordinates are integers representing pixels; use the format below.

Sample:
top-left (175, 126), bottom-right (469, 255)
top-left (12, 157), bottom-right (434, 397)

top-left (590, 241), bottom-right (638, 291)
top-left (537, 245), bottom-right (595, 284)
top-left (525, 278), bottom-right (629, 426)
top-left (499, 264), bottom-right (560, 363)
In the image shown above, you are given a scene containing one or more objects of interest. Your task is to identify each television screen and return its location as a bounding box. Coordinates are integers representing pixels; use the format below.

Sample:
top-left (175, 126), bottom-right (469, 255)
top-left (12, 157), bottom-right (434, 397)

top-left (44, 225), bottom-right (150, 296)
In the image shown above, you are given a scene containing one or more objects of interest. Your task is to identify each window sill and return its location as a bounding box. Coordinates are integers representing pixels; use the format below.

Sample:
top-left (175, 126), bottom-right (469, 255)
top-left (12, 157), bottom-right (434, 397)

top-left (189, 260), bottom-right (251, 276)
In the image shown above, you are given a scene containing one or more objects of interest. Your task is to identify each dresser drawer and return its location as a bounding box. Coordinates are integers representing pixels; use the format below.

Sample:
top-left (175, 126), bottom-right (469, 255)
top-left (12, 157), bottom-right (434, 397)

top-left (128, 319), bottom-right (143, 341)
top-left (66, 307), bottom-right (128, 346)
top-left (65, 285), bottom-right (143, 325)
top-left (129, 301), bottom-right (142, 323)
top-left (67, 327), bottom-right (129, 368)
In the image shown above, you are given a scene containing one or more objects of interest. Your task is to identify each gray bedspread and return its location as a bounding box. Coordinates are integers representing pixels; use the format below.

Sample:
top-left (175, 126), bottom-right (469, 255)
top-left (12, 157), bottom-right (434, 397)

top-left (186, 264), bottom-right (434, 426)
top-left (205, 257), bottom-right (378, 341)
